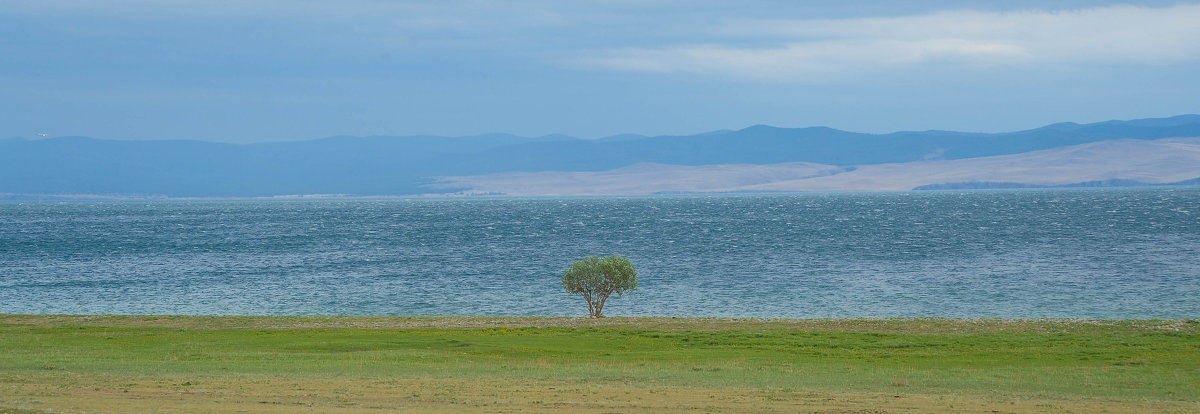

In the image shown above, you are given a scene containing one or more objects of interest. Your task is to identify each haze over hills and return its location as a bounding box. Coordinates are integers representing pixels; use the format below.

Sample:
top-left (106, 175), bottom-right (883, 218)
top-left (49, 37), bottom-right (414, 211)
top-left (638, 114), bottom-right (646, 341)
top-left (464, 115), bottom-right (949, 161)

top-left (436, 138), bottom-right (1200, 195)
top-left (2, 115), bottom-right (1199, 198)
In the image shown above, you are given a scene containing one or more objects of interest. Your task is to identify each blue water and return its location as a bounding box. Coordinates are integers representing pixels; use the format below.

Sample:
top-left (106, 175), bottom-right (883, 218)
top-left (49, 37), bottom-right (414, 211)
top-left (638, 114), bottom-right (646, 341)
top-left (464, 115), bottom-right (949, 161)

top-left (1, 188), bottom-right (1198, 318)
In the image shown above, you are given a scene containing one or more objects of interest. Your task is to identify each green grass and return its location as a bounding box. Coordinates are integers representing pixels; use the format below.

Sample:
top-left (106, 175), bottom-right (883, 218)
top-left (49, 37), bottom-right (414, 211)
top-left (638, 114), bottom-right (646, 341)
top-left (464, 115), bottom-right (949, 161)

top-left (1, 315), bottom-right (1197, 413)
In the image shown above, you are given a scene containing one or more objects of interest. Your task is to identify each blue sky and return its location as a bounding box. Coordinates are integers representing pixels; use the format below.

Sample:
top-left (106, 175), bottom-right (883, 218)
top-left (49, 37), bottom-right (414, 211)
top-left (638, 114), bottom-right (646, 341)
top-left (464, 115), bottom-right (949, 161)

top-left (2, 0), bottom-right (1198, 142)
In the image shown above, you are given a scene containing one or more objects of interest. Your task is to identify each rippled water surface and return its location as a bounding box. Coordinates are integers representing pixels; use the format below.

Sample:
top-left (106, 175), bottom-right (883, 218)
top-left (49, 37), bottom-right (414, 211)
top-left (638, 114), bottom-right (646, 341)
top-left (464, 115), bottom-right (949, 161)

top-left (2, 188), bottom-right (1198, 318)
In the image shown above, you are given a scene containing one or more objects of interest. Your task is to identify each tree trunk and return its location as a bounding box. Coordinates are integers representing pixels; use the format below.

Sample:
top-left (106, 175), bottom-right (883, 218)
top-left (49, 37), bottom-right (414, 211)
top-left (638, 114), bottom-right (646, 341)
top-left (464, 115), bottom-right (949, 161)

top-left (581, 293), bottom-right (595, 318)
top-left (594, 295), bottom-right (609, 318)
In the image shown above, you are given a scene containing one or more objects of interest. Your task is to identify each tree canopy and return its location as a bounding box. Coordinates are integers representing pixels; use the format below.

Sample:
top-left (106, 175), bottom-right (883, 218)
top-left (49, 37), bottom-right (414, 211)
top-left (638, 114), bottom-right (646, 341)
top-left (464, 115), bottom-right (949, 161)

top-left (561, 255), bottom-right (637, 318)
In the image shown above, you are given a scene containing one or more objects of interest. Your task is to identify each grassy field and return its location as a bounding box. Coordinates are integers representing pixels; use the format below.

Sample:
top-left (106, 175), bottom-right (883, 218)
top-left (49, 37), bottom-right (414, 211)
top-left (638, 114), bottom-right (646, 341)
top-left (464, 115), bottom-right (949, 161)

top-left (0, 315), bottom-right (1197, 413)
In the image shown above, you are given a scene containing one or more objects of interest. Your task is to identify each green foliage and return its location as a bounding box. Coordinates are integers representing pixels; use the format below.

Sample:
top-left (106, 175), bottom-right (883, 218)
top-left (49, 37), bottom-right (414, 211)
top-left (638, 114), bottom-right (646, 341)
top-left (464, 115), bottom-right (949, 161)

top-left (561, 255), bottom-right (638, 317)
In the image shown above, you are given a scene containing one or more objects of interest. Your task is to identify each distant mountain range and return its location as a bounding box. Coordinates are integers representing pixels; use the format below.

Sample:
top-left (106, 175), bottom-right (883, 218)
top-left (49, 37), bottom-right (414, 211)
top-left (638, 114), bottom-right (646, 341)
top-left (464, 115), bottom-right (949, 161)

top-left (3, 115), bottom-right (1200, 197)
top-left (435, 138), bottom-right (1200, 195)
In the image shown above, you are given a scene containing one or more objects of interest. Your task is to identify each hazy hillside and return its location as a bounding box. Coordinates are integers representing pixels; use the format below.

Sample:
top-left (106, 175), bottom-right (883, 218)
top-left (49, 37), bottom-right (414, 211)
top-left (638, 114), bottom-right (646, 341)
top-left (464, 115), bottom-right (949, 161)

top-left (451, 114), bottom-right (1200, 173)
top-left (435, 138), bottom-right (1200, 195)
top-left (429, 162), bottom-right (850, 196)
top-left (2, 115), bottom-right (1199, 197)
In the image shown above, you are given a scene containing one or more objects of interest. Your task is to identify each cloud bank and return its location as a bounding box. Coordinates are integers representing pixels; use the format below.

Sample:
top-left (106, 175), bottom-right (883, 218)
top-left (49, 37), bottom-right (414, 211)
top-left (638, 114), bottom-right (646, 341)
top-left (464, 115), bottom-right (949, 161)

top-left (572, 4), bottom-right (1200, 81)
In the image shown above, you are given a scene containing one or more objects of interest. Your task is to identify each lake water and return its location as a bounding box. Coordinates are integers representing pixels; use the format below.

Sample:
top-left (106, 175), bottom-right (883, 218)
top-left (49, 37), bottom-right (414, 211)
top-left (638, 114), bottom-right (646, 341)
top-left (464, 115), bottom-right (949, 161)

top-left (1, 188), bottom-right (1198, 318)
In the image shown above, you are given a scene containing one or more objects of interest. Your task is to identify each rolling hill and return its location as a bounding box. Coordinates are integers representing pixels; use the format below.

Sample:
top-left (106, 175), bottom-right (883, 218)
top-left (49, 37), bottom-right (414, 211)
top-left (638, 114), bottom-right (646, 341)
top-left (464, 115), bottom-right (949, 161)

top-left (433, 138), bottom-right (1200, 195)
top-left (2, 115), bottom-right (1198, 197)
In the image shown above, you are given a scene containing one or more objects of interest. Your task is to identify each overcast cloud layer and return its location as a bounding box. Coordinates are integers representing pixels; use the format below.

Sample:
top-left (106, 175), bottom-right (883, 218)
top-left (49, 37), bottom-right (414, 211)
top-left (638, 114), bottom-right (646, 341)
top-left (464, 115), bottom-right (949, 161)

top-left (578, 5), bottom-right (1200, 80)
top-left (2, 0), bottom-right (1197, 142)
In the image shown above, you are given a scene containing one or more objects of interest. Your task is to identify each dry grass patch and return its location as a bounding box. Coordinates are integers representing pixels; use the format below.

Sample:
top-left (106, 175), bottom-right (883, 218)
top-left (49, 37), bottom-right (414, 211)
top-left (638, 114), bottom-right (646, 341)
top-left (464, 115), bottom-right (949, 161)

top-left (3, 373), bottom-right (1197, 413)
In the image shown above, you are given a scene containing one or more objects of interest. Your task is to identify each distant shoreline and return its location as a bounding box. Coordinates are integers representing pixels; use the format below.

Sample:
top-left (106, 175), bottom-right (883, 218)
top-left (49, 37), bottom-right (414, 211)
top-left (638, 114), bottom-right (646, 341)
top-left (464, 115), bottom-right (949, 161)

top-left (2, 184), bottom-right (1200, 202)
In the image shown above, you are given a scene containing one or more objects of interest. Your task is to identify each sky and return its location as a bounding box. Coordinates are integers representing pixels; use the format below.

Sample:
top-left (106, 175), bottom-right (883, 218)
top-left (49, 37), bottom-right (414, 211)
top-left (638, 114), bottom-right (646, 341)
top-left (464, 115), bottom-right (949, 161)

top-left (2, 0), bottom-right (1199, 143)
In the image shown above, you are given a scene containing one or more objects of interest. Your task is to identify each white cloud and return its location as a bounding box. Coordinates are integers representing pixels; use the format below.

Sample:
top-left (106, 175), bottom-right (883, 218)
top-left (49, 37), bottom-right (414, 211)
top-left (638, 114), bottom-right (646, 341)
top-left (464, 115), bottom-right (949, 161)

top-left (571, 4), bottom-right (1200, 81)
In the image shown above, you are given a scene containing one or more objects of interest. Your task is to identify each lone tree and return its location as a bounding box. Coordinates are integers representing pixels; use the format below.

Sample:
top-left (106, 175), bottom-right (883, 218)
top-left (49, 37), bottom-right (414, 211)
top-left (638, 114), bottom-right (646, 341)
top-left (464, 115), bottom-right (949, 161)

top-left (561, 255), bottom-right (638, 318)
